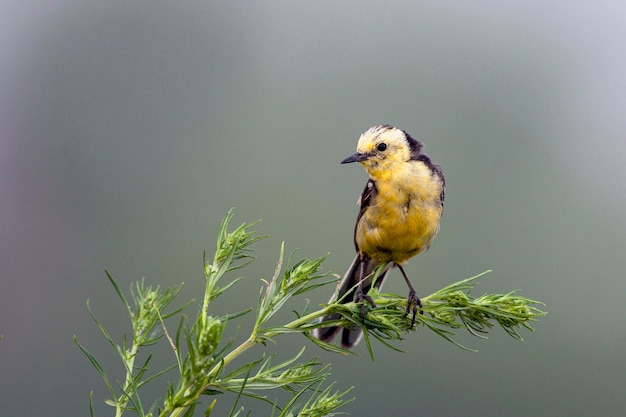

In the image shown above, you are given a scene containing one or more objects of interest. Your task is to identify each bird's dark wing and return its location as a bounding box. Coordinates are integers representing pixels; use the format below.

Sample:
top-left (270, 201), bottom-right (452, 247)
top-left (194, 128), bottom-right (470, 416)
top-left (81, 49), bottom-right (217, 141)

top-left (432, 162), bottom-right (445, 205)
top-left (353, 178), bottom-right (376, 252)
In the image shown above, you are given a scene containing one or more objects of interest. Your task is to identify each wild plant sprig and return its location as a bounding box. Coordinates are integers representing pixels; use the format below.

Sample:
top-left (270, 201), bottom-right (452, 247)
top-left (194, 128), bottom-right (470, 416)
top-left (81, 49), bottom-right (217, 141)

top-left (203, 208), bottom-right (266, 313)
top-left (78, 210), bottom-right (545, 417)
top-left (161, 212), bottom-right (349, 417)
top-left (75, 275), bottom-right (188, 417)
top-left (305, 269), bottom-right (546, 358)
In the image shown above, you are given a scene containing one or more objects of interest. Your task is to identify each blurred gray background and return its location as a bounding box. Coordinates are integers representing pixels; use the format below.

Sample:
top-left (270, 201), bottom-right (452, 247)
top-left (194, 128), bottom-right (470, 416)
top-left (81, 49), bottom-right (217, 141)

top-left (2, 1), bottom-right (625, 416)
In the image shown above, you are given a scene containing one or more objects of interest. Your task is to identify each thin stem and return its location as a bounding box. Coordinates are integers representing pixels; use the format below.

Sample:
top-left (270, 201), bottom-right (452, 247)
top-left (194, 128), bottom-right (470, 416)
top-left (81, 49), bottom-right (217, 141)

top-left (116, 343), bottom-right (139, 417)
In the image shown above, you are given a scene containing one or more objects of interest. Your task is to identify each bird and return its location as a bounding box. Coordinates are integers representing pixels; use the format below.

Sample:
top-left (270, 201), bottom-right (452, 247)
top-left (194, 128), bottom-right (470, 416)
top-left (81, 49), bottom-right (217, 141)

top-left (314, 125), bottom-right (445, 348)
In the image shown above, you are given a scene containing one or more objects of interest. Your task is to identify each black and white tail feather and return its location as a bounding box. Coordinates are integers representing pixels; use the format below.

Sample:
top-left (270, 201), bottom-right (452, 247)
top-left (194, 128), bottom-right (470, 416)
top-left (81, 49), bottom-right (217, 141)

top-left (313, 255), bottom-right (392, 348)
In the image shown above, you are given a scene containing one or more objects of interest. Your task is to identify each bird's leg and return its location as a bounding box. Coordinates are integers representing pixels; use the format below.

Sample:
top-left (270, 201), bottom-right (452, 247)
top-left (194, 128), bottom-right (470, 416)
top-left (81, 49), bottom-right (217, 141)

top-left (355, 256), bottom-right (376, 319)
top-left (397, 265), bottom-right (423, 328)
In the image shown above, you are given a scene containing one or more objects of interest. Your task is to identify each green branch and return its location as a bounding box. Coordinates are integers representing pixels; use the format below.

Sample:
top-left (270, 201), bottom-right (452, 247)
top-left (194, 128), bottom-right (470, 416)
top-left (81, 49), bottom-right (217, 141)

top-left (76, 209), bottom-right (546, 417)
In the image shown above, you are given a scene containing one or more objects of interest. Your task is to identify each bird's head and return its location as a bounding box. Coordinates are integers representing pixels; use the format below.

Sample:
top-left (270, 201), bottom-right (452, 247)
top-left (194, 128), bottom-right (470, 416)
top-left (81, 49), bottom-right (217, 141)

top-left (341, 125), bottom-right (423, 177)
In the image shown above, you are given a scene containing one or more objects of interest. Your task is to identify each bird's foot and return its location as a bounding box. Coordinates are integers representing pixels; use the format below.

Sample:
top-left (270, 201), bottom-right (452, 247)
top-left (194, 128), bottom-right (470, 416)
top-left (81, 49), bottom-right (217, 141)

top-left (355, 288), bottom-right (376, 320)
top-left (406, 288), bottom-right (423, 328)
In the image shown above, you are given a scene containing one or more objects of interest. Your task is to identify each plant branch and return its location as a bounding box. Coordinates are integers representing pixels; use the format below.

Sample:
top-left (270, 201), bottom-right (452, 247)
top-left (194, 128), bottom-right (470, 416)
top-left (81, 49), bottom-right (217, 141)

top-left (77, 210), bottom-right (546, 417)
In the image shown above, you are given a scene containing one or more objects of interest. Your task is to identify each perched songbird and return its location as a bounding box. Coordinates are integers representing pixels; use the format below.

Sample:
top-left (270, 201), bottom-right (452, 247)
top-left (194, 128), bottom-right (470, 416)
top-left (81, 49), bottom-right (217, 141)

top-left (314, 125), bottom-right (445, 348)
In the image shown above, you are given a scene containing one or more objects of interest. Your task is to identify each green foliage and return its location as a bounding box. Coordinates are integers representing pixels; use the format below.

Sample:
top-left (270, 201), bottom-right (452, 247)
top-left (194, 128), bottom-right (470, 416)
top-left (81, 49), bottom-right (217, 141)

top-left (76, 209), bottom-right (546, 416)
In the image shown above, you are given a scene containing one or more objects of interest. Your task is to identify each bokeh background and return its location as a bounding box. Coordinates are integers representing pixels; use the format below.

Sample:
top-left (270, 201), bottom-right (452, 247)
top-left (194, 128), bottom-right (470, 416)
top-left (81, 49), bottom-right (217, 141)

top-left (2, 2), bottom-right (625, 416)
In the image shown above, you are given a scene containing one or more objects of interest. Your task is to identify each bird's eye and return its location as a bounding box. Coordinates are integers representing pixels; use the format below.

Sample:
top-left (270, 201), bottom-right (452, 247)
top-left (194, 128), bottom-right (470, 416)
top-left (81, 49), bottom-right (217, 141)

top-left (377, 142), bottom-right (387, 152)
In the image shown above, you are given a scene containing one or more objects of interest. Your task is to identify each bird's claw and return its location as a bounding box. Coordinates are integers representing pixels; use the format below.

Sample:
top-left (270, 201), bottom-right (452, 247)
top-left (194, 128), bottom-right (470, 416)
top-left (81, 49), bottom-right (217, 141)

top-left (406, 288), bottom-right (423, 328)
top-left (356, 288), bottom-right (376, 320)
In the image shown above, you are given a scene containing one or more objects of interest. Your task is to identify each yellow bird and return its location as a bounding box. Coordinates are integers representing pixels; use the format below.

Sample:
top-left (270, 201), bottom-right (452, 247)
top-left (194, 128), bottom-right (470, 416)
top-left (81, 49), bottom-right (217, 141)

top-left (314, 125), bottom-right (445, 348)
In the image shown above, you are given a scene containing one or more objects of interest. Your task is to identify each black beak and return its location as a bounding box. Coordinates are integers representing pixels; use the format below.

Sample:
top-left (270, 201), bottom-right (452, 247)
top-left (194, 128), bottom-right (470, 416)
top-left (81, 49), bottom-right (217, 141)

top-left (341, 152), bottom-right (369, 164)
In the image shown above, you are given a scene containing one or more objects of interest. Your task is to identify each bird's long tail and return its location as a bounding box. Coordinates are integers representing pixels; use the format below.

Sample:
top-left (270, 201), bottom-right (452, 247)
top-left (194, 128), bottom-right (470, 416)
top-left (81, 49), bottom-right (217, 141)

top-left (313, 254), bottom-right (392, 348)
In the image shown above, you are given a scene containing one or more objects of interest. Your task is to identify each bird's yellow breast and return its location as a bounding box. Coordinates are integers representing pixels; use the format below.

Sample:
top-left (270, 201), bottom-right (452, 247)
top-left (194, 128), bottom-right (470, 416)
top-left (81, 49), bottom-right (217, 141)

top-left (356, 160), bottom-right (443, 264)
